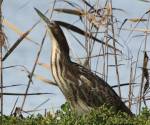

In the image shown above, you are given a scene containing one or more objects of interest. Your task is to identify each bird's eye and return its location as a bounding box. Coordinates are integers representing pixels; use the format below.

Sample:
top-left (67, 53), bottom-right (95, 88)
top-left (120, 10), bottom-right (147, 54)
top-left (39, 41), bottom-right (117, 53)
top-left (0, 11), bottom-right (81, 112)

top-left (50, 21), bottom-right (55, 25)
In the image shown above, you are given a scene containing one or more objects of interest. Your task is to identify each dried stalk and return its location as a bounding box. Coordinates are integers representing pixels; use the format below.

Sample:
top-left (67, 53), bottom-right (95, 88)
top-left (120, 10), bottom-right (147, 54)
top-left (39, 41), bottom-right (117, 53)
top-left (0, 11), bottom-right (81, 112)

top-left (110, 0), bottom-right (121, 97)
top-left (138, 12), bottom-right (150, 113)
top-left (0, 0), bottom-right (4, 122)
top-left (10, 97), bottom-right (19, 115)
top-left (128, 59), bottom-right (133, 109)
top-left (20, 31), bottom-right (47, 111)
top-left (3, 92), bottom-right (52, 96)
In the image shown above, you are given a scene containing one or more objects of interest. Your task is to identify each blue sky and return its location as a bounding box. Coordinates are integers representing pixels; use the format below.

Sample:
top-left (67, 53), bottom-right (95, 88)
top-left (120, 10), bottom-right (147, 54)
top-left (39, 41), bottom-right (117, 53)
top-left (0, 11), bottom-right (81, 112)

top-left (2, 0), bottom-right (150, 115)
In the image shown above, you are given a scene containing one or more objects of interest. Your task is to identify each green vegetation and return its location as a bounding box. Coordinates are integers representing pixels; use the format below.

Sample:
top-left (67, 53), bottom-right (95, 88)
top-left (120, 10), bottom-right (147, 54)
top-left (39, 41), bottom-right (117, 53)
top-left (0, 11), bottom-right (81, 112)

top-left (0, 0), bottom-right (150, 124)
top-left (1, 103), bottom-right (150, 125)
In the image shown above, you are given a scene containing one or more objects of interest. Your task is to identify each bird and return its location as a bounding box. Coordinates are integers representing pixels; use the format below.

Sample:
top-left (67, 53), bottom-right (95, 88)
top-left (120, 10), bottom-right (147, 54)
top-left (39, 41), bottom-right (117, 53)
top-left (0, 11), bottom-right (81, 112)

top-left (35, 8), bottom-right (133, 116)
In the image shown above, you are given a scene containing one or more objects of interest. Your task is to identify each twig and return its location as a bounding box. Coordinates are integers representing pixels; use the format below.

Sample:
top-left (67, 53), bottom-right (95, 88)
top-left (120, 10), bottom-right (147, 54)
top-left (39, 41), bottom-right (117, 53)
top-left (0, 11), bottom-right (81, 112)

top-left (110, 0), bottom-right (121, 97)
top-left (10, 97), bottom-right (19, 115)
top-left (138, 12), bottom-right (150, 113)
top-left (2, 92), bottom-right (53, 96)
top-left (20, 31), bottom-right (47, 111)
top-left (0, 0), bottom-right (4, 122)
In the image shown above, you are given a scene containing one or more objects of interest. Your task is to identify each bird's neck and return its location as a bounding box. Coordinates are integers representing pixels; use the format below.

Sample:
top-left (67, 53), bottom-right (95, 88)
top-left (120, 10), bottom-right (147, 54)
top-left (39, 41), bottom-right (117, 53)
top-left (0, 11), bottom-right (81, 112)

top-left (51, 38), bottom-right (70, 65)
top-left (50, 40), bottom-right (71, 90)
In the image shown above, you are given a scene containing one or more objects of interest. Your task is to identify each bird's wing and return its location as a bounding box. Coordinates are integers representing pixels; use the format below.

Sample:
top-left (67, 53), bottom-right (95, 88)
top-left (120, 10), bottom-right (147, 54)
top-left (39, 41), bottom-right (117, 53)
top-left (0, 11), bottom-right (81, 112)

top-left (70, 62), bottom-right (132, 115)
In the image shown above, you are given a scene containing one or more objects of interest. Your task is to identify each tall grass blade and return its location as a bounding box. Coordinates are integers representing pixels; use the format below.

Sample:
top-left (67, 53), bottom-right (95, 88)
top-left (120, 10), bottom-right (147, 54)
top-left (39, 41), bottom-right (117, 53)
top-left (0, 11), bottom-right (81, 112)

top-left (128, 18), bottom-right (147, 22)
top-left (38, 62), bottom-right (50, 70)
top-left (34, 74), bottom-right (57, 86)
top-left (3, 19), bottom-right (37, 44)
top-left (3, 92), bottom-right (53, 96)
top-left (55, 21), bottom-right (121, 52)
top-left (54, 8), bottom-right (83, 16)
top-left (0, 84), bottom-right (24, 89)
top-left (2, 28), bottom-right (32, 61)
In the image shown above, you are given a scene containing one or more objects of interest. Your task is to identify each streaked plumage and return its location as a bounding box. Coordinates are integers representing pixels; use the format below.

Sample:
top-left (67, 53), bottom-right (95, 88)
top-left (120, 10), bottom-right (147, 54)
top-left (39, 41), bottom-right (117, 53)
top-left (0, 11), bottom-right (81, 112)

top-left (35, 8), bottom-right (133, 116)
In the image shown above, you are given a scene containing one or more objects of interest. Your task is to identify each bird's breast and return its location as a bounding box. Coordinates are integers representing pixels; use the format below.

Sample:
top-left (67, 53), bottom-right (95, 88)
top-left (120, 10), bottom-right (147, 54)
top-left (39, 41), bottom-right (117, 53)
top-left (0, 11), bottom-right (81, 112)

top-left (51, 48), bottom-right (70, 92)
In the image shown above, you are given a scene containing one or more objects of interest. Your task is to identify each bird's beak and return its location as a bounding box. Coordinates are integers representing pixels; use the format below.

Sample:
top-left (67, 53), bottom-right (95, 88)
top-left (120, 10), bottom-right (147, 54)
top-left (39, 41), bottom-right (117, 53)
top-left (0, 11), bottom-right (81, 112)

top-left (34, 8), bottom-right (51, 26)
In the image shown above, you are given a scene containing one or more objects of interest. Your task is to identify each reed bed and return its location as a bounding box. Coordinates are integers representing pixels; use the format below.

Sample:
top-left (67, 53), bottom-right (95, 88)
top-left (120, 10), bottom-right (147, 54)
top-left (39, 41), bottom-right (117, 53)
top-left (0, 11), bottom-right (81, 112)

top-left (0, 0), bottom-right (150, 121)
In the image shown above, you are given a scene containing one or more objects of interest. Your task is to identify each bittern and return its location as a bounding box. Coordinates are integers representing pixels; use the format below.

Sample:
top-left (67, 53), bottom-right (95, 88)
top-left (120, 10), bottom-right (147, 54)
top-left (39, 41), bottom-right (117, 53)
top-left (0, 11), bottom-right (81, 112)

top-left (35, 8), bottom-right (133, 116)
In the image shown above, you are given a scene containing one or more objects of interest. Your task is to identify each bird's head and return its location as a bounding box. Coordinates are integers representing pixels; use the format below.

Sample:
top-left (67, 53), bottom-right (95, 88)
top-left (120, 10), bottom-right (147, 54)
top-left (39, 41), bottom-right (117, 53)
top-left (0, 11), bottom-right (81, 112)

top-left (35, 8), bottom-right (59, 37)
top-left (35, 8), bottom-right (70, 57)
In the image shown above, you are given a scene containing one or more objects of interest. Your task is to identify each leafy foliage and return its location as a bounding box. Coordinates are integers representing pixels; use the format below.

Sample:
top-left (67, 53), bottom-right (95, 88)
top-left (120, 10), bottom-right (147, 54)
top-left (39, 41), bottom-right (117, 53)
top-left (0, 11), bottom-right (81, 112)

top-left (1, 103), bottom-right (150, 125)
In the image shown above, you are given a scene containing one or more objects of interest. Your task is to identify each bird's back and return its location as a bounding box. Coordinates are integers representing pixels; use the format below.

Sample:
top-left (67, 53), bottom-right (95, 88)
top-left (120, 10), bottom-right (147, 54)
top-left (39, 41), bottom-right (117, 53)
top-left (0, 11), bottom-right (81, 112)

top-left (64, 62), bottom-right (133, 116)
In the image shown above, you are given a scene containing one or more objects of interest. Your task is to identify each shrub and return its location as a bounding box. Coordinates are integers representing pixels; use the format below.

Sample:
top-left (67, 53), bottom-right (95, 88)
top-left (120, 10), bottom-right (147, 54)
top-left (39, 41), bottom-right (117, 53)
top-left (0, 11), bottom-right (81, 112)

top-left (1, 103), bottom-right (150, 125)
